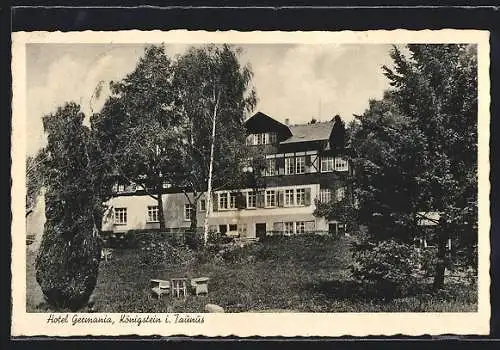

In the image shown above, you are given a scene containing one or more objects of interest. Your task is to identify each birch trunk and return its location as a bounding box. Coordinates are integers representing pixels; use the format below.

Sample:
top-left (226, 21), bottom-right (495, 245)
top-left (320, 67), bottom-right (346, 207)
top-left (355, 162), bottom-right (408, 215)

top-left (203, 94), bottom-right (220, 246)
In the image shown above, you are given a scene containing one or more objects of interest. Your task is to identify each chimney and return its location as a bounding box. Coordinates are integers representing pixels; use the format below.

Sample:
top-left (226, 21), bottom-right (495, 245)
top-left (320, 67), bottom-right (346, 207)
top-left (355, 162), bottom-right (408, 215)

top-left (284, 118), bottom-right (290, 126)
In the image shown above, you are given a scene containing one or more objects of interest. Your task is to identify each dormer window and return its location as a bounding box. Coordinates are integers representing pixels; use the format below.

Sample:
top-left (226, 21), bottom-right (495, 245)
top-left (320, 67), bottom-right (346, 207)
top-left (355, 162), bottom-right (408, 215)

top-left (246, 132), bottom-right (278, 146)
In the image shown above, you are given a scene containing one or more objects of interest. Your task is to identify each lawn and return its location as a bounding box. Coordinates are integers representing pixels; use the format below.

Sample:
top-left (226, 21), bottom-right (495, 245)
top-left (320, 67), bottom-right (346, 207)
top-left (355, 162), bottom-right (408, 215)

top-left (26, 235), bottom-right (477, 313)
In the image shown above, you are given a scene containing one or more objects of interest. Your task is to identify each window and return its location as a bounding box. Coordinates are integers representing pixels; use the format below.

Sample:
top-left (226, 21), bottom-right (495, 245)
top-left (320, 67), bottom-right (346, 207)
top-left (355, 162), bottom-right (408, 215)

top-left (199, 199), bottom-right (206, 212)
top-left (147, 206), bottom-right (159, 222)
top-left (319, 188), bottom-right (332, 203)
top-left (184, 204), bottom-right (193, 221)
top-left (284, 189), bottom-right (294, 206)
top-left (246, 134), bottom-right (255, 145)
top-left (219, 193), bottom-right (228, 210)
top-left (321, 156), bottom-right (334, 172)
top-left (114, 208), bottom-right (127, 225)
top-left (229, 224), bottom-right (238, 232)
top-left (334, 157), bottom-right (349, 172)
top-left (296, 221), bottom-right (306, 234)
top-left (256, 133), bottom-right (265, 145)
top-left (266, 158), bottom-right (276, 176)
top-left (336, 187), bottom-right (346, 201)
top-left (284, 222), bottom-right (294, 235)
top-left (266, 190), bottom-right (276, 207)
top-left (296, 188), bottom-right (306, 206)
top-left (268, 133), bottom-right (277, 144)
top-left (117, 184), bottom-right (125, 192)
top-left (296, 156), bottom-right (305, 174)
top-left (247, 191), bottom-right (256, 208)
top-left (285, 158), bottom-right (294, 175)
top-left (239, 224), bottom-right (248, 236)
top-left (229, 193), bottom-right (237, 209)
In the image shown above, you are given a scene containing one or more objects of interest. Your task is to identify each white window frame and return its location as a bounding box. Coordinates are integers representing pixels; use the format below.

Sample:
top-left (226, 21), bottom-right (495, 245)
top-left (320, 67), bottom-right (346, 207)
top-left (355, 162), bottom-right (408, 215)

top-left (336, 187), bottom-right (346, 202)
top-left (319, 188), bottom-right (332, 203)
top-left (199, 199), bottom-right (206, 212)
top-left (218, 192), bottom-right (228, 210)
top-left (247, 191), bottom-right (256, 208)
top-left (184, 203), bottom-right (193, 221)
top-left (296, 188), bottom-right (306, 206)
top-left (296, 221), bottom-right (306, 234)
top-left (295, 156), bottom-right (306, 174)
top-left (229, 192), bottom-right (237, 209)
top-left (284, 222), bottom-right (294, 235)
top-left (265, 190), bottom-right (277, 207)
top-left (114, 208), bottom-right (127, 225)
top-left (321, 156), bottom-right (334, 172)
top-left (285, 157), bottom-right (295, 175)
top-left (266, 158), bottom-right (276, 176)
top-left (268, 132), bottom-right (277, 144)
top-left (284, 189), bottom-right (295, 206)
top-left (147, 205), bottom-right (159, 223)
top-left (334, 157), bottom-right (349, 172)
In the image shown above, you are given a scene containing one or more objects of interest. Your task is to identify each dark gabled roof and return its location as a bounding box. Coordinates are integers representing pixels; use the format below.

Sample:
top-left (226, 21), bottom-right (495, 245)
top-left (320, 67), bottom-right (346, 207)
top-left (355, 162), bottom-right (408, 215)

top-left (245, 112), bottom-right (292, 138)
top-left (281, 121), bottom-right (334, 144)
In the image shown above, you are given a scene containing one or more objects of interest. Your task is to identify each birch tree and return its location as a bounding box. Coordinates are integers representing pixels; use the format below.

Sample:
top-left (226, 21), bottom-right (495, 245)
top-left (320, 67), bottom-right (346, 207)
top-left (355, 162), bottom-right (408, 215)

top-left (173, 45), bottom-right (256, 245)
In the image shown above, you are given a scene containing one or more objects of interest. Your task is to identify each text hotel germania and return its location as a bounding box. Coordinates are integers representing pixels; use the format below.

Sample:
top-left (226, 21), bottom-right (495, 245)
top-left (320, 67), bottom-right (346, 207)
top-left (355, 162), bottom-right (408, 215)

top-left (46, 313), bottom-right (205, 326)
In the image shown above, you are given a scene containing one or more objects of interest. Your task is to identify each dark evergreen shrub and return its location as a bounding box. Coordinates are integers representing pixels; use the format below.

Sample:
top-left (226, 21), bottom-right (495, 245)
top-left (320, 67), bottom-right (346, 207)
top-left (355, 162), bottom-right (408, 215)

top-left (36, 218), bottom-right (101, 311)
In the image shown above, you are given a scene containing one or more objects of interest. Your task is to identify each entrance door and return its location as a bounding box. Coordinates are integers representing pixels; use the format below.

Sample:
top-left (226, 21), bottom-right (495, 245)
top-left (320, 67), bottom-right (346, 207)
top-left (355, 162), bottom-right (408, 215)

top-left (219, 224), bottom-right (228, 235)
top-left (328, 223), bottom-right (338, 236)
top-left (255, 223), bottom-right (267, 239)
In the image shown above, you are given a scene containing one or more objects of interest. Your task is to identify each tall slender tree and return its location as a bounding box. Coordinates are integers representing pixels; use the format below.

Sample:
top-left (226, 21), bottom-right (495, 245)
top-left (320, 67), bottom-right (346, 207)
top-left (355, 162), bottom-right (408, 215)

top-left (172, 44), bottom-right (257, 245)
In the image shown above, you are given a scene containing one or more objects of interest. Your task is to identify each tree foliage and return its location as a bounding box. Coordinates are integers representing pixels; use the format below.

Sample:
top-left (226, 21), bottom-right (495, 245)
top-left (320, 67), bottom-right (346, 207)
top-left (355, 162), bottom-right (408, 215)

top-left (92, 45), bottom-right (181, 229)
top-left (36, 102), bottom-right (113, 310)
top-left (351, 44), bottom-right (478, 289)
top-left (93, 44), bottom-right (257, 242)
top-left (172, 44), bottom-right (257, 241)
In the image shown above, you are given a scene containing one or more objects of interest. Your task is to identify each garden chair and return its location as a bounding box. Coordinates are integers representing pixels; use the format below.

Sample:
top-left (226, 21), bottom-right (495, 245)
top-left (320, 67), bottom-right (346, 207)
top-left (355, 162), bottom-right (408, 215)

top-left (150, 279), bottom-right (170, 300)
top-left (101, 248), bottom-right (113, 262)
top-left (190, 277), bottom-right (210, 296)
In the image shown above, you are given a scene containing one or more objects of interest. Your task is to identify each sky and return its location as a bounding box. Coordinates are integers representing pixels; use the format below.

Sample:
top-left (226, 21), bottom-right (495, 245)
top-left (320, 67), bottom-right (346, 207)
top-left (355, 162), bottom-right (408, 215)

top-left (26, 43), bottom-right (394, 157)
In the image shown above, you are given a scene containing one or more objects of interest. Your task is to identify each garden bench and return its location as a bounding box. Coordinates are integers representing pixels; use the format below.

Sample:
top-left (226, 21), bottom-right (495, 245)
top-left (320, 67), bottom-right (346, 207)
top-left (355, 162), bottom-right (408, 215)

top-left (150, 279), bottom-right (170, 299)
top-left (190, 277), bottom-right (210, 296)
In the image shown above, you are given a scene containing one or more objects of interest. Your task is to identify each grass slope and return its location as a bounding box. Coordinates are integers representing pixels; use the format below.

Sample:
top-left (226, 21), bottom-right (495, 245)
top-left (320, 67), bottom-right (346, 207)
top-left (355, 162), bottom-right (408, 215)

top-left (27, 235), bottom-right (477, 313)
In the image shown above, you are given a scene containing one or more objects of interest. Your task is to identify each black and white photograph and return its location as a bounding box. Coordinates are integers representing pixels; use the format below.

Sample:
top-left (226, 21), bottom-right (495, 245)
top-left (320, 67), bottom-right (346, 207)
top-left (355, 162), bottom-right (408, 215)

top-left (12, 30), bottom-right (490, 336)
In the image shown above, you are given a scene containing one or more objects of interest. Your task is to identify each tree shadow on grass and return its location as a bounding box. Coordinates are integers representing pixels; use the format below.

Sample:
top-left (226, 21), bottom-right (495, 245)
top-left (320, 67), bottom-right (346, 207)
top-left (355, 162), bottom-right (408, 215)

top-left (306, 278), bottom-right (428, 302)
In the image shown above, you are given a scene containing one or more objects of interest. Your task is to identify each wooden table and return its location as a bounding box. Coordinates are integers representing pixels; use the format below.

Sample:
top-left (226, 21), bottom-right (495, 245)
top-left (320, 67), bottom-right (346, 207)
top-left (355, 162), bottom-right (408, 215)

top-left (190, 277), bottom-right (210, 296)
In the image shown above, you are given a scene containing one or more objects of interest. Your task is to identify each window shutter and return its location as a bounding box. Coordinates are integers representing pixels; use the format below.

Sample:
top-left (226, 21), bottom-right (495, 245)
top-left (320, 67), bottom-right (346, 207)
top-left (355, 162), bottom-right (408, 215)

top-left (256, 191), bottom-right (265, 208)
top-left (236, 192), bottom-right (246, 209)
top-left (304, 188), bottom-right (311, 206)
top-left (276, 157), bottom-right (285, 175)
top-left (273, 222), bottom-right (284, 233)
top-left (212, 193), bottom-right (218, 212)
top-left (305, 221), bottom-right (315, 232)
top-left (305, 155), bottom-right (312, 172)
top-left (278, 190), bottom-right (284, 207)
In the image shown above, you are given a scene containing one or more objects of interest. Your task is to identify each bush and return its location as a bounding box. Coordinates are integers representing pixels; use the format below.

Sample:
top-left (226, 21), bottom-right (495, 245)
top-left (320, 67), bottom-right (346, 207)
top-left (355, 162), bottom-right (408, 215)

top-left (351, 239), bottom-right (421, 298)
top-left (138, 240), bottom-right (196, 267)
top-left (36, 217), bottom-right (102, 311)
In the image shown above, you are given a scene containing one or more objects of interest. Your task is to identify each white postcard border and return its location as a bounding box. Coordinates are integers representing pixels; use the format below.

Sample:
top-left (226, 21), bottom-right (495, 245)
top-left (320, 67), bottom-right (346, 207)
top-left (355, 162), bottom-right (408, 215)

top-left (11, 29), bottom-right (491, 337)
